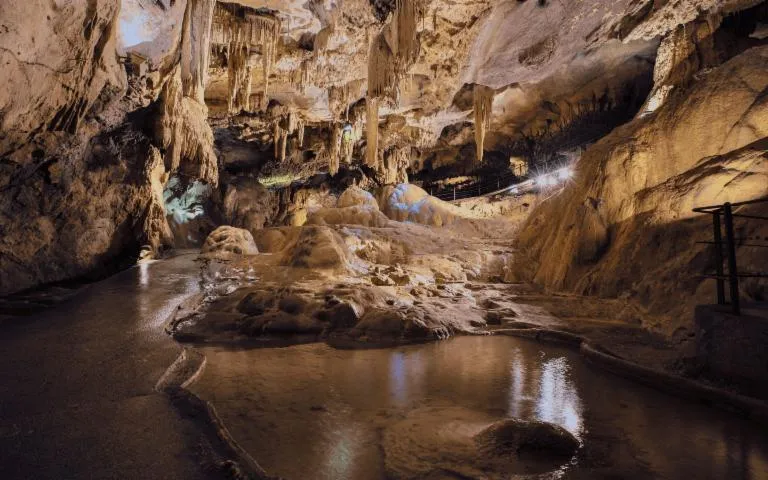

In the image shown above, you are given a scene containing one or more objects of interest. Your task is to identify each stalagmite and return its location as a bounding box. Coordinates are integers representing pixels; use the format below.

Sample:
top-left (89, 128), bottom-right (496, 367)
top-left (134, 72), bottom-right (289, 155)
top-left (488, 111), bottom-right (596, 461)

top-left (382, 146), bottom-right (409, 184)
top-left (366, 98), bottom-right (379, 168)
top-left (473, 84), bottom-right (494, 164)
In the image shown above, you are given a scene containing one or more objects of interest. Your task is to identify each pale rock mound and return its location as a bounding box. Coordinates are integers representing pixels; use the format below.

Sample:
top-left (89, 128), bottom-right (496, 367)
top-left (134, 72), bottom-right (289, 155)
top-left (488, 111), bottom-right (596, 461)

top-left (337, 186), bottom-right (379, 208)
top-left (378, 184), bottom-right (474, 227)
top-left (307, 186), bottom-right (390, 227)
top-left (307, 206), bottom-right (390, 228)
top-left (202, 226), bottom-right (258, 257)
top-left (280, 225), bottom-right (352, 270)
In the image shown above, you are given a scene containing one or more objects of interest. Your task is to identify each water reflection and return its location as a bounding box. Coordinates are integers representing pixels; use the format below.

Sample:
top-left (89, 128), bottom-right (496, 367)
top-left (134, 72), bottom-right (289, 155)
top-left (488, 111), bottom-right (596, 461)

top-left (537, 357), bottom-right (583, 437)
top-left (389, 352), bottom-right (408, 405)
top-left (192, 337), bottom-right (768, 480)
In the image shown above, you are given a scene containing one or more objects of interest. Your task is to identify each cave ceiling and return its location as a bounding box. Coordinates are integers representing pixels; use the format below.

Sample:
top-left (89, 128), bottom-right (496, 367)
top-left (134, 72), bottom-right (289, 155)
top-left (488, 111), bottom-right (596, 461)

top-left (120, 0), bottom-right (766, 167)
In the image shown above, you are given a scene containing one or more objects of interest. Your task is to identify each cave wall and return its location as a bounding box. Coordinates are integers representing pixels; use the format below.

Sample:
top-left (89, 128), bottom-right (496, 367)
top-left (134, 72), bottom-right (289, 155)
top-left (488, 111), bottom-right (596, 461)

top-left (516, 44), bottom-right (768, 335)
top-left (0, 0), bottom-right (218, 295)
top-left (0, 0), bottom-right (125, 153)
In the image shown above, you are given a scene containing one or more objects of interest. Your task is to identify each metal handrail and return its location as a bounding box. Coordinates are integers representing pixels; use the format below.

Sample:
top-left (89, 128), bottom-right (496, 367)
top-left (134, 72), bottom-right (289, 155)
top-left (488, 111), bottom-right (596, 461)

top-left (693, 196), bottom-right (768, 315)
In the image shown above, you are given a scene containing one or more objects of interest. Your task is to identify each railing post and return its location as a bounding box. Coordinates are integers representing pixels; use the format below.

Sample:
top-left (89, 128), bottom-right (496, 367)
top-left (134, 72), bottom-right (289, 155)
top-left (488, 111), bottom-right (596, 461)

top-left (712, 212), bottom-right (725, 305)
top-left (723, 203), bottom-right (740, 315)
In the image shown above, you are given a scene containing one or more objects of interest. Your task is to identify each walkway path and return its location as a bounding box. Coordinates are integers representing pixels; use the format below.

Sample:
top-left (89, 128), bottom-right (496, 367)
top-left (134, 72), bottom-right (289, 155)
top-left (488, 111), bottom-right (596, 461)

top-left (0, 253), bottom-right (214, 479)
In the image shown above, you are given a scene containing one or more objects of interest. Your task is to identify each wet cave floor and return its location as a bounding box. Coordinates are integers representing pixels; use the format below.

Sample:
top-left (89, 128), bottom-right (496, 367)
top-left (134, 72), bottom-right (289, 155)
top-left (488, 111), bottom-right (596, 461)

top-left (192, 336), bottom-right (768, 480)
top-left (0, 253), bottom-right (767, 480)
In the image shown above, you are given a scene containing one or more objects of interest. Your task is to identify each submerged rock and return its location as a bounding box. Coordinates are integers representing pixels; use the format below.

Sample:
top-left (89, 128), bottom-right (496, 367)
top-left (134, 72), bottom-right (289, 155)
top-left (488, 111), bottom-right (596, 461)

top-left (475, 418), bottom-right (579, 459)
top-left (383, 407), bottom-right (580, 479)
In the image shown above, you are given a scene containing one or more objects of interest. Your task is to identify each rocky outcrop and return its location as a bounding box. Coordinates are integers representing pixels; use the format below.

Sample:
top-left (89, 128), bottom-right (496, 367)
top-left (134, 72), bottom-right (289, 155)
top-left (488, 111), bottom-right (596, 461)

top-left (0, 0), bottom-right (220, 295)
top-left (516, 45), bottom-right (768, 335)
top-left (0, 0), bottom-right (125, 154)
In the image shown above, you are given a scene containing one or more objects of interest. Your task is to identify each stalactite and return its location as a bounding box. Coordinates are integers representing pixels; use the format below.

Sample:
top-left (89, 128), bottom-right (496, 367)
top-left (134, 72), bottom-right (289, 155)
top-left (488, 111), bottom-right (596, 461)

top-left (328, 84), bottom-right (350, 120)
top-left (279, 129), bottom-right (288, 162)
top-left (314, 25), bottom-right (334, 61)
top-left (392, 0), bottom-right (420, 68)
top-left (329, 123), bottom-right (342, 176)
top-left (155, 67), bottom-right (218, 186)
top-left (290, 59), bottom-right (313, 93)
top-left (297, 119), bottom-right (305, 148)
top-left (366, 98), bottom-right (379, 168)
top-left (287, 111), bottom-right (298, 134)
top-left (342, 138), bottom-right (354, 165)
top-left (211, 3), bottom-right (280, 113)
top-left (181, 0), bottom-right (216, 104)
top-left (473, 84), bottom-right (494, 164)
top-left (159, 0), bottom-right (218, 187)
top-left (262, 37), bottom-right (276, 107)
top-left (227, 43), bottom-right (252, 113)
top-left (368, 32), bottom-right (399, 102)
top-left (274, 122), bottom-right (281, 158)
top-left (350, 106), bottom-right (365, 141)
top-left (367, 0), bottom-right (422, 104)
top-left (212, 4), bottom-right (280, 46)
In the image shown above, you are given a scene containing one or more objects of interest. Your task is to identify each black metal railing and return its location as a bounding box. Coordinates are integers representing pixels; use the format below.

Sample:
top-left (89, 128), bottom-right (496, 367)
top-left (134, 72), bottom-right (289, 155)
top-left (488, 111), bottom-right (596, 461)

top-left (427, 170), bottom-right (524, 202)
top-left (693, 197), bottom-right (768, 315)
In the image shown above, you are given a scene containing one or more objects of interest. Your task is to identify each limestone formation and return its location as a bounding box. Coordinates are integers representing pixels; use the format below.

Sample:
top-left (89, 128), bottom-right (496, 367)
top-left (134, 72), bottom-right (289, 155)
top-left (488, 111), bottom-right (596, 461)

top-left (4, 2), bottom-right (768, 479)
top-left (211, 3), bottom-right (280, 113)
top-left (202, 226), bottom-right (259, 256)
top-left (473, 84), bottom-right (494, 164)
top-left (516, 44), bottom-right (768, 335)
top-left (181, 0), bottom-right (217, 104)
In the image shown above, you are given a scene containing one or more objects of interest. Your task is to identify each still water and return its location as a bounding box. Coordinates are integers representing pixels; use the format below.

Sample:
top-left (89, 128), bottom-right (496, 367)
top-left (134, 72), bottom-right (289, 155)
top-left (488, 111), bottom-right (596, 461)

top-left (192, 336), bottom-right (768, 479)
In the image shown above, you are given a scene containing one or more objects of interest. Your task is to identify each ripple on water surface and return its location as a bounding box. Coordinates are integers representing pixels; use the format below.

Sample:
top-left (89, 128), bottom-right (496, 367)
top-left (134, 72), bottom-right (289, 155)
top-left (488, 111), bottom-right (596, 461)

top-left (192, 336), bottom-right (768, 480)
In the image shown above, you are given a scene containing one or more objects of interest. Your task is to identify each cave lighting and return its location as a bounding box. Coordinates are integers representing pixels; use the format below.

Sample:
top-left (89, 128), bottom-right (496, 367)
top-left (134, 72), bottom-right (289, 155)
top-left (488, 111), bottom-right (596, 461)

top-left (557, 167), bottom-right (573, 180)
top-left (520, 166), bottom-right (573, 194)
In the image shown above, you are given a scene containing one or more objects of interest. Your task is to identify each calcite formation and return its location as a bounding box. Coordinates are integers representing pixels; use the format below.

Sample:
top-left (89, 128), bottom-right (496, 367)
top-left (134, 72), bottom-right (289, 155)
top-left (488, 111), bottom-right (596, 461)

top-left (473, 84), bottom-right (494, 164)
top-left (211, 2), bottom-right (280, 113)
top-left (366, 98), bottom-right (380, 168)
top-left (181, 0), bottom-right (217, 104)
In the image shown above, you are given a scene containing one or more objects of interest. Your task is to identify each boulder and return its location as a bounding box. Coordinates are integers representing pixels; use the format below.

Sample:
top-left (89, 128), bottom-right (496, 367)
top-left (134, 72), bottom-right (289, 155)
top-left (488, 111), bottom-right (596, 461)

top-left (201, 226), bottom-right (259, 256)
top-left (474, 418), bottom-right (580, 459)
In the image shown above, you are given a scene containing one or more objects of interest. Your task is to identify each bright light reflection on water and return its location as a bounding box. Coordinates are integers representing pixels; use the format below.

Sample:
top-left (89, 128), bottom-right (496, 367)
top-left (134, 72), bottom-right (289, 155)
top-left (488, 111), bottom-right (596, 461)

top-left (537, 357), bottom-right (583, 437)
